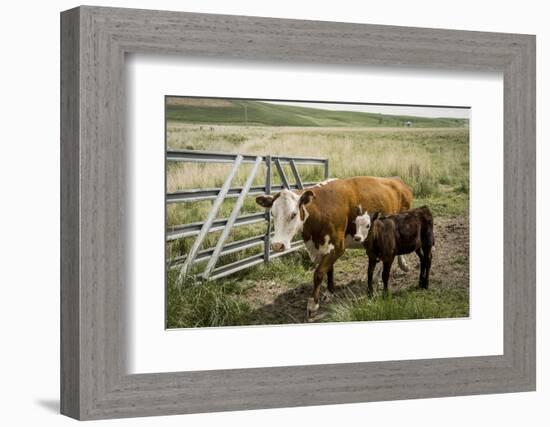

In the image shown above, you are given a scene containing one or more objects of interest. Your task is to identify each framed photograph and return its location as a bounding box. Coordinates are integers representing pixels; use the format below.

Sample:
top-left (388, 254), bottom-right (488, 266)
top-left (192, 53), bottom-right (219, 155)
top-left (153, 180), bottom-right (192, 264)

top-left (61, 6), bottom-right (535, 420)
top-left (164, 96), bottom-right (470, 328)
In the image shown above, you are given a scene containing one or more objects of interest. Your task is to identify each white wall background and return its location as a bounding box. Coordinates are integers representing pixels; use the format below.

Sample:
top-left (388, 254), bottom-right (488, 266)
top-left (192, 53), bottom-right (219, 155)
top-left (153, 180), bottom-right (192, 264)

top-left (0, 0), bottom-right (546, 425)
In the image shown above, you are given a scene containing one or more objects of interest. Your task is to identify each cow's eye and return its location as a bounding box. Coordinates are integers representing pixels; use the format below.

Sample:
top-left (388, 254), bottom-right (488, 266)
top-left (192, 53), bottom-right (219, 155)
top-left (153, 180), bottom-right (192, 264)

top-left (290, 212), bottom-right (297, 220)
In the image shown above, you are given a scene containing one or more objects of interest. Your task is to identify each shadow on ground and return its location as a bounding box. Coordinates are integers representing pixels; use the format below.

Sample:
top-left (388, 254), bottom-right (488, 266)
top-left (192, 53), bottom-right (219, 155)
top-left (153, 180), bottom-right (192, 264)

top-left (35, 399), bottom-right (59, 413)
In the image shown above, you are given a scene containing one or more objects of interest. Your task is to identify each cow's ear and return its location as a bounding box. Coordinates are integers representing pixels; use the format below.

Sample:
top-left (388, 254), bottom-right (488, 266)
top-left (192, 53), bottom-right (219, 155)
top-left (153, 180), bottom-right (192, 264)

top-left (256, 192), bottom-right (280, 208)
top-left (256, 195), bottom-right (274, 208)
top-left (372, 211), bottom-right (381, 222)
top-left (299, 190), bottom-right (315, 207)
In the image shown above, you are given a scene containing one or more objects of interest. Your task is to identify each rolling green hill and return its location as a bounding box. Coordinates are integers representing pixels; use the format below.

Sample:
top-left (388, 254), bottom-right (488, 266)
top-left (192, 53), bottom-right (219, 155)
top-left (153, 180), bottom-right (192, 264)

top-left (166, 98), bottom-right (468, 128)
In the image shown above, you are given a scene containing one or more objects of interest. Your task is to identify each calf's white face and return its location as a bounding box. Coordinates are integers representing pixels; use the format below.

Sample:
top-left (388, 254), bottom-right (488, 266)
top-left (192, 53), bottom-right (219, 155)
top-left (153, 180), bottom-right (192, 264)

top-left (256, 189), bottom-right (314, 252)
top-left (354, 212), bottom-right (371, 242)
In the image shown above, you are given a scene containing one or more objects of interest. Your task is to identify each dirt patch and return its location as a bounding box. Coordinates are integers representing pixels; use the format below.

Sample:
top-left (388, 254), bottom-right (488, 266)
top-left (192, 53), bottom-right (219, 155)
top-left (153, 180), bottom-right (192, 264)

top-left (243, 215), bottom-right (469, 324)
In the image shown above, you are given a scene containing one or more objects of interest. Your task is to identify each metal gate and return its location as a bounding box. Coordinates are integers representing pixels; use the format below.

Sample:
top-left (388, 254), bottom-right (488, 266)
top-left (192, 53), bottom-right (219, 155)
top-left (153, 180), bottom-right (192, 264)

top-left (166, 149), bottom-right (329, 282)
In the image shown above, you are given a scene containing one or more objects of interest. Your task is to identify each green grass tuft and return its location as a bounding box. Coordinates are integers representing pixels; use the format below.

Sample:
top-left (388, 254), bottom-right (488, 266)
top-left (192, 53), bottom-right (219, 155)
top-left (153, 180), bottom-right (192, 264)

top-left (327, 287), bottom-right (469, 322)
top-left (167, 273), bottom-right (253, 328)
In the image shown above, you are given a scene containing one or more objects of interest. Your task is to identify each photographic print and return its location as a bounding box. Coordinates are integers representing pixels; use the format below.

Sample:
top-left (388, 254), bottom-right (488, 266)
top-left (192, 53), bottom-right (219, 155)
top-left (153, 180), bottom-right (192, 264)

top-left (166, 97), bottom-right (470, 328)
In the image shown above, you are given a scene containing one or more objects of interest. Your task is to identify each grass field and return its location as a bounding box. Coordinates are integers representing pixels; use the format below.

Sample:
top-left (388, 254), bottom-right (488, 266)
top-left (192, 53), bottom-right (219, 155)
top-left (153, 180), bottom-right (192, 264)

top-left (165, 99), bottom-right (470, 328)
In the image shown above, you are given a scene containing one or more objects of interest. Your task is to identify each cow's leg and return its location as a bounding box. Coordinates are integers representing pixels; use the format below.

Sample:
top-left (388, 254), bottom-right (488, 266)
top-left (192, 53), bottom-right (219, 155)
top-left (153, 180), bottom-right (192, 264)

top-left (307, 268), bottom-right (324, 318)
top-left (382, 259), bottom-right (393, 296)
top-left (321, 267), bottom-right (336, 303)
top-left (307, 248), bottom-right (344, 320)
top-left (307, 264), bottom-right (328, 320)
top-left (327, 267), bottom-right (335, 294)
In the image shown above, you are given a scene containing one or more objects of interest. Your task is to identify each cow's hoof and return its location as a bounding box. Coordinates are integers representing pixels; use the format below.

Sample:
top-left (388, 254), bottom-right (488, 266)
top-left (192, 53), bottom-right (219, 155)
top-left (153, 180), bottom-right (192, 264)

top-left (306, 297), bottom-right (319, 321)
top-left (305, 309), bottom-right (318, 322)
top-left (321, 291), bottom-right (334, 302)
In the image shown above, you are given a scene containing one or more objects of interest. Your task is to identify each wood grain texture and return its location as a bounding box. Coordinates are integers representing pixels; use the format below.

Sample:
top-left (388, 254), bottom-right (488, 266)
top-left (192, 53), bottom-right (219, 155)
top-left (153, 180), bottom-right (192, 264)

top-left (60, 7), bottom-right (80, 419)
top-left (60, 6), bottom-right (536, 420)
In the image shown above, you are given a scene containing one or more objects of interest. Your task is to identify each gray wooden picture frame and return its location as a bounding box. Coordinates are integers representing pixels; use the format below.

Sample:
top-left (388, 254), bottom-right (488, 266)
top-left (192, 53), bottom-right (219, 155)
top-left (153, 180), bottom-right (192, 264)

top-left (60, 5), bottom-right (536, 421)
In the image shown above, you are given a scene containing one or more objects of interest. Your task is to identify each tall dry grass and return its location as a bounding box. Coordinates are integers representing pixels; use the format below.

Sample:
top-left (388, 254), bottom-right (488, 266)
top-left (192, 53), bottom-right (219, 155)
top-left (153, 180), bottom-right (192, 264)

top-left (167, 124), bottom-right (468, 197)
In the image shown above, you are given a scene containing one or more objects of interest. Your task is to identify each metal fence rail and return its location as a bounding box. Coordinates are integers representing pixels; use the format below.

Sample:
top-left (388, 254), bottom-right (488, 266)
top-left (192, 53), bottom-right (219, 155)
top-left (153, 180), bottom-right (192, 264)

top-left (167, 149), bottom-right (329, 283)
top-left (167, 212), bottom-right (267, 241)
top-left (167, 149), bottom-right (328, 165)
top-left (166, 182), bottom-right (319, 204)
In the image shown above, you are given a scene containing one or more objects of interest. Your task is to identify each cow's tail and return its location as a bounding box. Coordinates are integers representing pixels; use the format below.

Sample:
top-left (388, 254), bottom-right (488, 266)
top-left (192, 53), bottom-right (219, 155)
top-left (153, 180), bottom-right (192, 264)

top-left (397, 255), bottom-right (410, 272)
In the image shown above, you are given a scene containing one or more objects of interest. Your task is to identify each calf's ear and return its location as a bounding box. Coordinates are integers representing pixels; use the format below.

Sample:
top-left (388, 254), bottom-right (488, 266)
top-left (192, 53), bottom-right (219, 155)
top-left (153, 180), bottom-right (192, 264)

top-left (256, 195), bottom-right (275, 208)
top-left (299, 190), bottom-right (315, 206)
top-left (372, 211), bottom-right (381, 222)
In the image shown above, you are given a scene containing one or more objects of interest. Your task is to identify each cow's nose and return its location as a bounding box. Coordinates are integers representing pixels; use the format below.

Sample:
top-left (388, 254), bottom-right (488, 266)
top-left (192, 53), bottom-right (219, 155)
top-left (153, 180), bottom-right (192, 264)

top-left (271, 242), bottom-right (285, 252)
top-left (354, 235), bottom-right (362, 242)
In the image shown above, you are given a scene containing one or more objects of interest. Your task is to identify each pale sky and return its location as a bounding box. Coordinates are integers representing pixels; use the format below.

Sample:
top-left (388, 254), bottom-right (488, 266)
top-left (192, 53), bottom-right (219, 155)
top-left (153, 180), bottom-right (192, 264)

top-left (265, 100), bottom-right (470, 119)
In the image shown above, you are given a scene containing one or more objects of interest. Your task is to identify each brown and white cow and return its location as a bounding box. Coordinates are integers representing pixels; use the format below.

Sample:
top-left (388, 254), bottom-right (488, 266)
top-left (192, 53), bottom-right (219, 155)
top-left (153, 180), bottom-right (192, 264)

top-left (256, 176), bottom-right (412, 319)
top-left (354, 206), bottom-right (435, 295)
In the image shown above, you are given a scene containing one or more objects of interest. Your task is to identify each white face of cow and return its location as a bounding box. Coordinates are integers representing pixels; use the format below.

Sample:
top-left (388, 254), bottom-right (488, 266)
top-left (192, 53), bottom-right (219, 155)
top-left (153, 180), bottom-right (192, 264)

top-left (354, 212), bottom-right (371, 242)
top-left (256, 189), bottom-right (314, 252)
top-left (271, 190), bottom-right (303, 251)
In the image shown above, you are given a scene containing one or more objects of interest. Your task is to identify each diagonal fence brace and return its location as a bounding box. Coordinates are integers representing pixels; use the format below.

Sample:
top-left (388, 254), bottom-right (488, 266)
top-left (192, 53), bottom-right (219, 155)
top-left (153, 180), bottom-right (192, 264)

top-left (274, 158), bottom-right (289, 189)
top-left (178, 154), bottom-right (243, 282)
top-left (203, 156), bottom-right (263, 280)
top-left (288, 159), bottom-right (304, 189)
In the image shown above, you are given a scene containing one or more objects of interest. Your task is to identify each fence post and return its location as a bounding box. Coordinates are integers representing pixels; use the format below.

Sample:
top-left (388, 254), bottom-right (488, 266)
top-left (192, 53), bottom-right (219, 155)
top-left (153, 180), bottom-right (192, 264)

top-left (264, 155), bottom-right (271, 263)
top-left (178, 155), bottom-right (243, 282)
top-left (324, 159), bottom-right (330, 180)
top-left (203, 156), bottom-right (263, 280)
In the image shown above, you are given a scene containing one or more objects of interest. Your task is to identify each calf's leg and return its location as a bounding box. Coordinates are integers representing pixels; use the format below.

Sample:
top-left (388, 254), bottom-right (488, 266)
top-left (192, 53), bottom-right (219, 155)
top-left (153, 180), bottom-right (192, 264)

top-left (367, 256), bottom-right (377, 297)
top-left (421, 247), bottom-right (432, 289)
top-left (382, 259), bottom-right (393, 296)
top-left (416, 248), bottom-right (426, 289)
